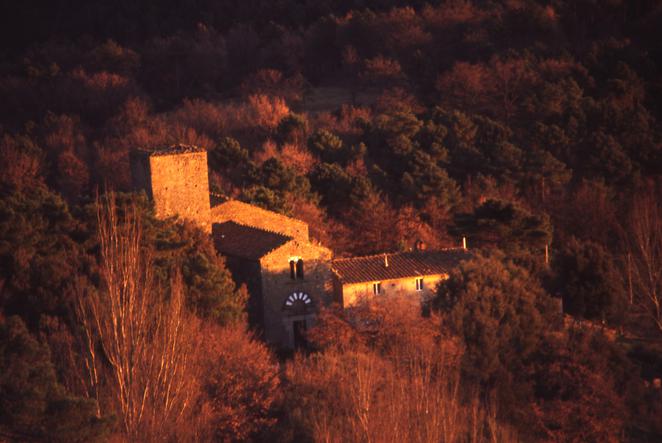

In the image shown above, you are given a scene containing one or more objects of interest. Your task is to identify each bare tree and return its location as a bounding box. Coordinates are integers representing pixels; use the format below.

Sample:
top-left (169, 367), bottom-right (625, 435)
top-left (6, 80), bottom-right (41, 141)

top-left (623, 184), bottom-right (662, 336)
top-left (284, 295), bottom-right (518, 442)
top-left (77, 193), bottom-right (201, 441)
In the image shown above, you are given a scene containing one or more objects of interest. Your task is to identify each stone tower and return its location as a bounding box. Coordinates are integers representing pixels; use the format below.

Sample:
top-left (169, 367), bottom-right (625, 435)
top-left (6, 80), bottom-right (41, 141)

top-left (130, 144), bottom-right (211, 232)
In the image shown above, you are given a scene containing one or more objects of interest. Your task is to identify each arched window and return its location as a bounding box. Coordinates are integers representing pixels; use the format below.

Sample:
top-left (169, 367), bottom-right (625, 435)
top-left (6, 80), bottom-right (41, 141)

top-left (296, 259), bottom-right (304, 280)
top-left (289, 260), bottom-right (296, 280)
top-left (284, 292), bottom-right (312, 308)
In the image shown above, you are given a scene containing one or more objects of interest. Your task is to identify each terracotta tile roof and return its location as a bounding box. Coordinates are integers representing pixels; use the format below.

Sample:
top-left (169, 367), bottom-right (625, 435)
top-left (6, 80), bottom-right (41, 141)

top-left (212, 221), bottom-right (292, 260)
top-left (331, 249), bottom-right (473, 284)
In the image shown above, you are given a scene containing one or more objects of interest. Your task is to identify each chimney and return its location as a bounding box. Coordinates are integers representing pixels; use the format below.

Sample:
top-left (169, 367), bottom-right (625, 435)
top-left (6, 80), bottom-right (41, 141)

top-left (384, 253), bottom-right (389, 267)
top-left (462, 237), bottom-right (467, 250)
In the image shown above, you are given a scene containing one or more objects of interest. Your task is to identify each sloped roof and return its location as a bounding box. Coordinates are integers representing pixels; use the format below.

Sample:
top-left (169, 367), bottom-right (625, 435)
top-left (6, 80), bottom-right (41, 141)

top-left (210, 199), bottom-right (309, 241)
top-left (212, 221), bottom-right (292, 260)
top-left (332, 249), bottom-right (473, 284)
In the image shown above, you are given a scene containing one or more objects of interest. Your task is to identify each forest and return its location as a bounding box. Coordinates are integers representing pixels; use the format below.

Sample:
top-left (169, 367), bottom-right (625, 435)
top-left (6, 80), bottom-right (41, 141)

top-left (1, 0), bottom-right (662, 441)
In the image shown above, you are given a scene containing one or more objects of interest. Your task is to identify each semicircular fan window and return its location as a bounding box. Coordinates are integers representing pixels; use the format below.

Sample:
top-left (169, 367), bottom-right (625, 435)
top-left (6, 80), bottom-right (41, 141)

top-left (283, 292), bottom-right (313, 313)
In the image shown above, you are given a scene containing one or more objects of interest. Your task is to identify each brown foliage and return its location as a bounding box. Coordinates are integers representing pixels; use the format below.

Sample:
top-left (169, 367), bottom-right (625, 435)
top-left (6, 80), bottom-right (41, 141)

top-left (422, 2), bottom-right (490, 28)
top-left (74, 193), bottom-right (281, 441)
top-left (436, 56), bottom-right (538, 121)
top-left (554, 180), bottom-right (617, 246)
top-left (436, 62), bottom-right (492, 110)
top-left (282, 295), bottom-right (516, 443)
top-left (0, 134), bottom-right (44, 192)
top-left (532, 333), bottom-right (626, 442)
top-left (56, 150), bottom-right (90, 200)
top-left (379, 7), bottom-right (432, 53)
top-left (361, 55), bottom-right (405, 90)
top-left (253, 138), bottom-right (279, 165)
top-left (311, 105), bottom-right (371, 141)
top-left (375, 87), bottom-right (424, 114)
top-left (241, 69), bottom-right (306, 103)
top-left (280, 143), bottom-right (316, 174)
top-left (395, 205), bottom-right (443, 251)
top-left (247, 94), bottom-right (290, 132)
top-left (66, 69), bottom-right (137, 119)
top-left (40, 113), bottom-right (87, 157)
top-left (332, 192), bottom-right (444, 255)
top-left (196, 324), bottom-right (280, 442)
top-left (284, 196), bottom-right (331, 245)
top-left (167, 98), bottom-right (228, 141)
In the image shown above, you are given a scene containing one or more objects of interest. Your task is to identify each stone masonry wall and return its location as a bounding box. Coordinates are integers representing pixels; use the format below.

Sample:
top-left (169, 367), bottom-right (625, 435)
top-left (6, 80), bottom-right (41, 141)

top-left (211, 200), bottom-right (309, 241)
top-left (260, 240), bottom-right (333, 347)
top-left (337, 274), bottom-right (447, 307)
top-left (148, 151), bottom-right (211, 232)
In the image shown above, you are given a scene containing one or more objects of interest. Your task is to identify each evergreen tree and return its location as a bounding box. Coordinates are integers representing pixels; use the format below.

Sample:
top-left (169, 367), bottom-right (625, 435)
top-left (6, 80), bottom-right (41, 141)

top-left (0, 189), bottom-right (89, 328)
top-left (0, 316), bottom-right (109, 441)
top-left (452, 198), bottom-right (552, 252)
top-left (553, 237), bottom-right (625, 325)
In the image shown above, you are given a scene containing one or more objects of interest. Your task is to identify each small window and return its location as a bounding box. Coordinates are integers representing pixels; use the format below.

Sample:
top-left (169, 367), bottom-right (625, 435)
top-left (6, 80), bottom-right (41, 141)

top-left (415, 278), bottom-right (424, 291)
top-left (289, 260), bottom-right (295, 280)
top-left (296, 259), bottom-right (304, 280)
top-left (373, 282), bottom-right (381, 295)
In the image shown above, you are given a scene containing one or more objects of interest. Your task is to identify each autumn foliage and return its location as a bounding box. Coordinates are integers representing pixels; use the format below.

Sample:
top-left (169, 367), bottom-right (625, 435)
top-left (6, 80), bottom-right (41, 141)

top-left (2, 0), bottom-right (662, 441)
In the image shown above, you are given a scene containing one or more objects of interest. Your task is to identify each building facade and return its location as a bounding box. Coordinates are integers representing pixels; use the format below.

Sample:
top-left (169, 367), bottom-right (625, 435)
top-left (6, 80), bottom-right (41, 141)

top-left (131, 144), bottom-right (473, 349)
top-left (212, 221), bottom-right (332, 348)
top-left (331, 249), bottom-right (473, 307)
top-left (131, 144), bottom-right (332, 349)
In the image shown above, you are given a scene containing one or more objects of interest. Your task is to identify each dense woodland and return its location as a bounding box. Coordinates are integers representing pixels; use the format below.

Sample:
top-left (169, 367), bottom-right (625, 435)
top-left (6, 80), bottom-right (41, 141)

top-left (1, 0), bottom-right (662, 441)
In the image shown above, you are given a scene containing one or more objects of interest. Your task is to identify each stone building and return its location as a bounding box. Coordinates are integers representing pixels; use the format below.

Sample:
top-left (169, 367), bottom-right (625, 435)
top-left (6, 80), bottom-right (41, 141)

top-left (130, 145), bottom-right (211, 232)
top-left (131, 144), bottom-right (331, 349)
top-left (131, 144), bottom-right (473, 349)
top-left (213, 221), bottom-right (332, 348)
top-left (331, 248), bottom-right (473, 307)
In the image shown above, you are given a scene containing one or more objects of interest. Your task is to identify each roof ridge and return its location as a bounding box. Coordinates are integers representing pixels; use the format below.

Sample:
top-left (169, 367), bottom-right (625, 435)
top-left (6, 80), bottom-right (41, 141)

top-left (331, 248), bottom-right (473, 284)
top-left (332, 251), bottom-right (401, 262)
top-left (218, 199), bottom-right (304, 221)
top-left (332, 248), bottom-right (467, 263)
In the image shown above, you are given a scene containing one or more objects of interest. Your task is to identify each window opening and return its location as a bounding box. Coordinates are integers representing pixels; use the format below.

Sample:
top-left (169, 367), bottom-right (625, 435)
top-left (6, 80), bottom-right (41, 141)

top-left (296, 259), bottom-right (304, 280)
top-left (373, 282), bottom-right (381, 295)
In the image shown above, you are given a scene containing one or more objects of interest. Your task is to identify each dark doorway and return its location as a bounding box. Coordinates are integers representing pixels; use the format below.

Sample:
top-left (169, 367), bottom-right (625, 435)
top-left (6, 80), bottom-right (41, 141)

top-left (293, 319), bottom-right (307, 349)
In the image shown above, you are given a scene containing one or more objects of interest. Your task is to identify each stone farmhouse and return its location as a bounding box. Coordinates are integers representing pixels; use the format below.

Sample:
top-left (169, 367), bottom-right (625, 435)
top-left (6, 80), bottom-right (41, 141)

top-left (131, 144), bottom-right (471, 349)
top-left (331, 248), bottom-right (472, 307)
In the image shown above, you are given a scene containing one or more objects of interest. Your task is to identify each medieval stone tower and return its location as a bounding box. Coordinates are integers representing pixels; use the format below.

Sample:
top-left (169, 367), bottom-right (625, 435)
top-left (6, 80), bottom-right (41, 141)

top-left (130, 144), bottom-right (211, 232)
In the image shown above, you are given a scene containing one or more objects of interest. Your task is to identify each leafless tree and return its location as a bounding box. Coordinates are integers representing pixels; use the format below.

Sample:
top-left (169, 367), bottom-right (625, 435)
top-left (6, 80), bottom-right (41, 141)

top-left (285, 295), bottom-right (519, 442)
top-left (623, 184), bottom-right (662, 336)
top-left (76, 193), bottom-right (202, 441)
